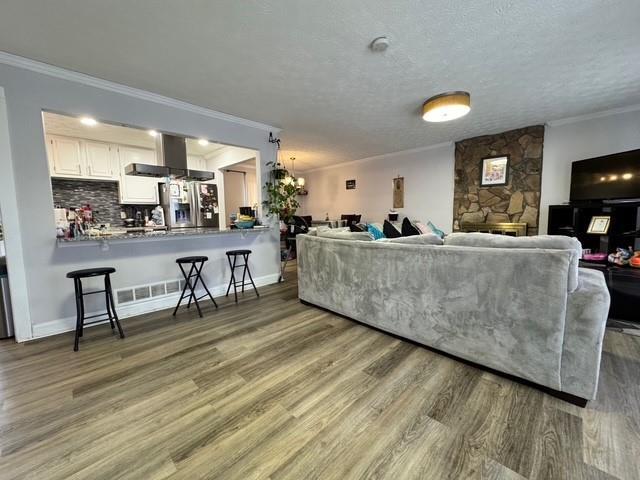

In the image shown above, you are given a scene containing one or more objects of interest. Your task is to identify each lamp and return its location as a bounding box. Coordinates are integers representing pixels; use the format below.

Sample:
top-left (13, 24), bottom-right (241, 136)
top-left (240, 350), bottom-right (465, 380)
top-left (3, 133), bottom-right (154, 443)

top-left (288, 157), bottom-right (306, 191)
top-left (422, 91), bottom-right (471, 122)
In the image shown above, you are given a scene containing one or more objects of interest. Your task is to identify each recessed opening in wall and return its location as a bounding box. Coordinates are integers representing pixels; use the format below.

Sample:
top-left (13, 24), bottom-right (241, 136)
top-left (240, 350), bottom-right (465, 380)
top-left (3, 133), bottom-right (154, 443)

top-left (41, 111), bottom-right (259, 237)
top-left (222, 158), bottom-right (259, 227)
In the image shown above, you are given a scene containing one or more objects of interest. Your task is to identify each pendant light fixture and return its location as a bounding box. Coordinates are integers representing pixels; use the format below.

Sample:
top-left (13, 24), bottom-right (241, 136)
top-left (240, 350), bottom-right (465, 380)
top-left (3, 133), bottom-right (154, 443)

top-left (292, 157), bottom-right (305, 188)
top-left (422, 91), bottom-right (471, 122)
top-left (283, 156), bottom-right (295, 186)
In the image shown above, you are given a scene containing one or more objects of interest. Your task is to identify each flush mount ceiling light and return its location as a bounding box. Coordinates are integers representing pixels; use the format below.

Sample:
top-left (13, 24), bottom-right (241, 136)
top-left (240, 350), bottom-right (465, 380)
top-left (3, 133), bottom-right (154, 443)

top-left (422, 91), bottom-right (471, 122)
top-left (79, 116), bottom-right (98, 126)
top-left (198, 138), bottom-right (209, 146)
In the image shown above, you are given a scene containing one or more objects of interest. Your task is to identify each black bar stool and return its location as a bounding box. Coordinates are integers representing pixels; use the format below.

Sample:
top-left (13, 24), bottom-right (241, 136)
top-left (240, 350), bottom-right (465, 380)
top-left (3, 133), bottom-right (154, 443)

top-left (225, 249), bottom-right (259, 303)
top-left (173, 256), bottom-right (218, 318)
top-left (66, 267), bottom-right (125, 352)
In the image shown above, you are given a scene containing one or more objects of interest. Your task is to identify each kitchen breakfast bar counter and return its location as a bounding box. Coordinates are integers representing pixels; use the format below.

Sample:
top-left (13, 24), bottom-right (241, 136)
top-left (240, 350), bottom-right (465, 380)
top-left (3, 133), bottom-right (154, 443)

top-left (56, 226), bottom-right (271, 247)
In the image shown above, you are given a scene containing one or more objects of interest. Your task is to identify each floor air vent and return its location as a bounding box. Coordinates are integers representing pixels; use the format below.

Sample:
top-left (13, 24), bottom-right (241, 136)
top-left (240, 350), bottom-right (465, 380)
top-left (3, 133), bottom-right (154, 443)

top-left (116, 278), bottom-right (182, 305)
top-left (166, 280), bottom-right (180, 294)
top-left (117, 289), bottom-right (134, 304)
top-left (134, 286), bottom-right (151, 301)
top-left (151, 283), bottom-right (166, 297)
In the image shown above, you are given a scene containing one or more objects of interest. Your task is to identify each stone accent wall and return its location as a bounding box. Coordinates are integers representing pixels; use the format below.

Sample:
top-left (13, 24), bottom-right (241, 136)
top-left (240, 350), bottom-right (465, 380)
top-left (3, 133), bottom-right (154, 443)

top-left (453, 125), bottom-right (544, 235)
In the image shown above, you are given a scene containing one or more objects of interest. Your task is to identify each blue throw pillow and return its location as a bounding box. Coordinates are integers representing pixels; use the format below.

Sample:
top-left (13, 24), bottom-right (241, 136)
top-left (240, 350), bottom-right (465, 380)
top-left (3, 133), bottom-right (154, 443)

top-left (367, 224), bottom-right (385, 240)
top-left (428, 221), bottom-right (445, 239)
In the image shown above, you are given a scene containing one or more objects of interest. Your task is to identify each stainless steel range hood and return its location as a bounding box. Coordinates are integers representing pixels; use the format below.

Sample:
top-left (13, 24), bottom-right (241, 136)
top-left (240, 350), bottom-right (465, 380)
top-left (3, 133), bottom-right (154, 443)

top-left (125, 133), bottom-right (215, 181)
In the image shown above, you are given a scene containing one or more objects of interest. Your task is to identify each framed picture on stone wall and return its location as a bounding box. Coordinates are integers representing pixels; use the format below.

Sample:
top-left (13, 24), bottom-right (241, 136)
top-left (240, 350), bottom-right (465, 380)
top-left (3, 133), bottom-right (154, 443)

top-left (480, 155), bottom-right (510, 187)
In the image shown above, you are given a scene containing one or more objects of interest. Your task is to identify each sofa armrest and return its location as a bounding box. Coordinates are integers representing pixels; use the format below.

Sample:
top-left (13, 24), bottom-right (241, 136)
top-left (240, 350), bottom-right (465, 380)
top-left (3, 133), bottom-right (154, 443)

top-left (561, 268), bottom-right (610, 399)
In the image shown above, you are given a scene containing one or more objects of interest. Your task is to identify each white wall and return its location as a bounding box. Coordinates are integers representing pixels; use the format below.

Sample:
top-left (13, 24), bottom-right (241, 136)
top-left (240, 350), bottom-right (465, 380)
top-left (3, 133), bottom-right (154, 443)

top-left (223, 170), bottom-right (247, 221)
top-left (300, 143), bottom-right (455, 231)
top-left (0, 58), bottom-right (280, 340)
top-left (540, 108), bottom-right (640, 233)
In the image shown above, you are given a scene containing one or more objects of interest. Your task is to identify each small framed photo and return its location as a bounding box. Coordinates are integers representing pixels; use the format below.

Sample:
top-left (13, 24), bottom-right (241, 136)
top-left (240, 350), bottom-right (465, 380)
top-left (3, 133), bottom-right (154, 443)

top-left (346, 179), bottom-right (356, 190)
top-left (587, 216), bottom-right (611, 235)
top-left (480, 155), bottom-right (510, 186)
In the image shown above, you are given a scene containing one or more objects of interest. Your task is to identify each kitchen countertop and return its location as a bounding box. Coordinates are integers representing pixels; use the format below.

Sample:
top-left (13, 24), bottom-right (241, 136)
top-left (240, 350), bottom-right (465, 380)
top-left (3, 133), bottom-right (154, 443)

top-left (56, 226), bottom-right (271, 247)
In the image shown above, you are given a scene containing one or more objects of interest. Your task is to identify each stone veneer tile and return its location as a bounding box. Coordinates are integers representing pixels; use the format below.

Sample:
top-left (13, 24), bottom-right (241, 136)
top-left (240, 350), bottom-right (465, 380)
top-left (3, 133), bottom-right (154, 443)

top-left (453, 125), bottom-right (544, 235)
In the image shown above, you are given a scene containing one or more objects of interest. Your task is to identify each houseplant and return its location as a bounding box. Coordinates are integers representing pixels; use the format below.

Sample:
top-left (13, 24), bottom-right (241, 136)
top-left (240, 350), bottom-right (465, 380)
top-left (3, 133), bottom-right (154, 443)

top-left (263, 161), bottom-right (300, 226)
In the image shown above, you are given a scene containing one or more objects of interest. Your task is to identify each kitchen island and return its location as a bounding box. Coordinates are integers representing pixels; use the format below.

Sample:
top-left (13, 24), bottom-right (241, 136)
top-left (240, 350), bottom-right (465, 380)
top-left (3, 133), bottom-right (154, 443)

top-left (57, 225), bottom-right (271, 247)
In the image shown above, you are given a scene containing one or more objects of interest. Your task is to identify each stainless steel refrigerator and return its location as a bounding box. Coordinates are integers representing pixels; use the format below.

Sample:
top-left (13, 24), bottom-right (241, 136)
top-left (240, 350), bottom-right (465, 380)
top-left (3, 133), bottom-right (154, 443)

top-left (160, 181), bottom-right (218, 228)
top-left (195, 183), bottom-right (219, 228)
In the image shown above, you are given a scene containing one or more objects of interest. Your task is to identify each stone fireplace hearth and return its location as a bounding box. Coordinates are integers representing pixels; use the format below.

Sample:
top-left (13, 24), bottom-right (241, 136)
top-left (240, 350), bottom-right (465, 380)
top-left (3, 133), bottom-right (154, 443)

top-left (453, 125), bottom-right (544, 236)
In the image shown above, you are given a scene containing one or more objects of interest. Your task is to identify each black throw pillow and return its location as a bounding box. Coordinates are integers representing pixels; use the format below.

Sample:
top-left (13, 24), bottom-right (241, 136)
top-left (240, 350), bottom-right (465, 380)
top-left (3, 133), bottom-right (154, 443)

top-left (349, 223), bottom-right (367, 232)
top-left (383, 220), bottom-right (402, 238)
top-left (401, 217), bottom-right (421, 236)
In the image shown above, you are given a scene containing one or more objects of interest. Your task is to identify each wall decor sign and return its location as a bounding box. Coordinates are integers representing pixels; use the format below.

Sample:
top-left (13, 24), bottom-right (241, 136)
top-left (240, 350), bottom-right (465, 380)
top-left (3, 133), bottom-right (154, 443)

top-left (393, 176), bottom-right (404, 208)
top-left (587, 215), bottom-right (611, 234)
top-left (346, 179), bottom-right (356, 190)
top-left (480, 155), bottom-right (510, 186)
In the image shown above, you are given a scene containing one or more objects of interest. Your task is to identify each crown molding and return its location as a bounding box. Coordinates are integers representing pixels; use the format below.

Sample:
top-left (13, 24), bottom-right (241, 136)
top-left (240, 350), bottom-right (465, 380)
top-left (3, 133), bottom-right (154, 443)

top-left (0, 51), bottom-right (281, 133)
top-left (546, 103), bottom-right (640, 127)
top-left (304, 141), bottom-right (454, 173)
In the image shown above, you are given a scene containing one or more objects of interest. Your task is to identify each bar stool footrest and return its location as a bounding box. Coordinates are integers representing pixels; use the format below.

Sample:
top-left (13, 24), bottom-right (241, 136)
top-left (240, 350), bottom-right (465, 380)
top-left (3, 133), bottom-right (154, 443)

top-left (83, 318), bottom-right (116, 327)
top-left (82, 312), bottom-right (115, 321)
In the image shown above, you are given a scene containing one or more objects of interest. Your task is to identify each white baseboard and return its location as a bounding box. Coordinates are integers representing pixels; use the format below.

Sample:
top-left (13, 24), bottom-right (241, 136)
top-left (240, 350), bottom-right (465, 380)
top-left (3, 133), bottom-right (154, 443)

top-left (31, 273), bottom-right (280, 339)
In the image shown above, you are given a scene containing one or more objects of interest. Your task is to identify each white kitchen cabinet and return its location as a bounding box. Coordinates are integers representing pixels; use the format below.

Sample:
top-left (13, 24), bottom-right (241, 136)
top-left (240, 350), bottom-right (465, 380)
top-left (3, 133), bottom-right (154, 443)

top-left (48, 136), bottom-right (83, 178)
top-left (118, 146), bottom-right (160, 204)
top-left (47, 135), bottom-right (117, 181)
top-left (84, 141), bottom-right (116, 179)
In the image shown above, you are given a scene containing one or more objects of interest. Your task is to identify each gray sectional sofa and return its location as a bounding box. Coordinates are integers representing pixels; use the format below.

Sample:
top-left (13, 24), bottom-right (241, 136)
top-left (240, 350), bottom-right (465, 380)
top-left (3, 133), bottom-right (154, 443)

top-left (296, 231), bottom-right (610, 403)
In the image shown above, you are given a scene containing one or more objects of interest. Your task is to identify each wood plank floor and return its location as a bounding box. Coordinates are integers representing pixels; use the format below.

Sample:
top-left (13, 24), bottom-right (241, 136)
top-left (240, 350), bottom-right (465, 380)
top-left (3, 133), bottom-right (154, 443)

top-left (1, 264), bottom-right (639, 479)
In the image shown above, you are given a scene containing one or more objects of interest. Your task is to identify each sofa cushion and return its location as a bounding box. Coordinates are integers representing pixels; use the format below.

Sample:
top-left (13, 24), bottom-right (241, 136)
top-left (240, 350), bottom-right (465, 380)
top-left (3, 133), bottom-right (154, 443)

top-left (350, 223), bottom-right (367, 232)
top-left (415, 222), bottom-right (431, 235)
top-left (444, 232), bottom-right (582, 292)
top-left (415, 220), bottom-right (446, 238)
top-left (428, 221), bottom-right (446, 239)
top-left (317, 229), bottom-right (374, 241)
top-left (367, 224), bottom-right (385, 240)
top-left (401, 217), bottom-right (421, 236)
top-left (378, 233), bottom-right (444, 245)
top-left (383, 220), bottom-right (402, 238)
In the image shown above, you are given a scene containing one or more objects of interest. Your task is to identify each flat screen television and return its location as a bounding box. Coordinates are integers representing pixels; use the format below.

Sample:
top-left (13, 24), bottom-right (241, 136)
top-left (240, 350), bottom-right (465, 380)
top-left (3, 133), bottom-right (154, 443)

top-left (570, 149), bottom-right (640, 202)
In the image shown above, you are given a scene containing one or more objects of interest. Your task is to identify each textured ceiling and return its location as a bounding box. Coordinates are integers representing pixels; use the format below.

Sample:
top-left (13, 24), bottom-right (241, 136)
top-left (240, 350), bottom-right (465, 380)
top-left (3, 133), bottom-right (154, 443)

top-left (2, 1), bottom-right (640, 170)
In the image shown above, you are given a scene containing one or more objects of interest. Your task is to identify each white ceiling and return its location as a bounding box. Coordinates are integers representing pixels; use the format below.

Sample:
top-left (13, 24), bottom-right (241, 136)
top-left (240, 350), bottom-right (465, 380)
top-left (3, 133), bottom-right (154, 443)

top-left (2, 1), bottom-right (640, 171)
top-left (42, 112), bottom-right (228, 156)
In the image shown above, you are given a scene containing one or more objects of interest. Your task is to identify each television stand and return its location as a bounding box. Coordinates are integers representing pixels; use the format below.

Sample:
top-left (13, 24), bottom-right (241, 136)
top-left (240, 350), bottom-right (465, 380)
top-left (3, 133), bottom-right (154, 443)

top-left (549, 202), bottom-right (640, 324)
top-left (579, 261), bottom-right (640, 324)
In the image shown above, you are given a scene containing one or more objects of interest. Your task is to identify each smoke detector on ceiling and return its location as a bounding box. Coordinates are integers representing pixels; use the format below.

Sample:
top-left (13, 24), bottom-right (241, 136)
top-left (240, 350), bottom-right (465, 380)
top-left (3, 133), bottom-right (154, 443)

top-left (370, 36), bottom-right (389, 52)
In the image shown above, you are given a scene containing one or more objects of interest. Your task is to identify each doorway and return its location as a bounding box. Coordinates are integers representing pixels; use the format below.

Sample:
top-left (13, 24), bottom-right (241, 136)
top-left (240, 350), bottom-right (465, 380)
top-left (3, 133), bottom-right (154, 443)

top-left (222, 158), bottom-right (258, 225)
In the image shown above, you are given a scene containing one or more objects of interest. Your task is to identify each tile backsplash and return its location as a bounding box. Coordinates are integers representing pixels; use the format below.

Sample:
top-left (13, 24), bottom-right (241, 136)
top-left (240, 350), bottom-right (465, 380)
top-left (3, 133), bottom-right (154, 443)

top-left (52, 179), bottom-right (122, 225)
